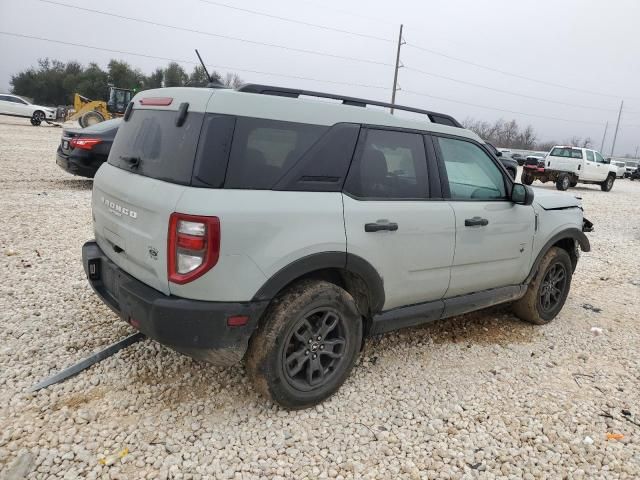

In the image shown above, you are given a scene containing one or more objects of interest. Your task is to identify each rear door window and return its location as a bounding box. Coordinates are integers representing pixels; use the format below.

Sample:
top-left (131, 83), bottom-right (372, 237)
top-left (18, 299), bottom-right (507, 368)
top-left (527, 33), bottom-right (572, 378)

top-left (224, 118), bottom-right (327, 189)
top-left (586, 150), bottom-right (595, 161)
top-left (571, 149), bottom-right (583, 159)
top-left (343, 129), bottom-right (428, 199)
top-left (108, 109), bottom-right (204, 185)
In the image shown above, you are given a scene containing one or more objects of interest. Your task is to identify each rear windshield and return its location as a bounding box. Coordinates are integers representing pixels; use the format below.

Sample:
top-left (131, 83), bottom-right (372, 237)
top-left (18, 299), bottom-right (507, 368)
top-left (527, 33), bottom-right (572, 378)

top-left (84, 118), bottom-right (122, 133)
top-left (550, 147), bottom-right (583, 159)
top-left (108, 109), bottom-right (203, 185)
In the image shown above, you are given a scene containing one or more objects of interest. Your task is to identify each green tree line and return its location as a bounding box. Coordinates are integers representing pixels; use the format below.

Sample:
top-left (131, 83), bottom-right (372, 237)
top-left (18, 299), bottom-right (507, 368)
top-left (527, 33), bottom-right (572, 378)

top-left (10, 58), bottom-right (243, 105)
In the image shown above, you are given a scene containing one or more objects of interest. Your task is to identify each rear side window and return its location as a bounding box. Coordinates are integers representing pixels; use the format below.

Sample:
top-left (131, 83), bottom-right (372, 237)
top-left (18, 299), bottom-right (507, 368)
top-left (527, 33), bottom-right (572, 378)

top-left (108, 109), bottom-right (204, 185)
top-left (344, 129), bottom-right (428, 199)
top-left (586, 150), bottom-right (594, 161)
top-left (224, 118), bottom-right (327, 189)
top-left (550, 147), bottom-right (582, 159)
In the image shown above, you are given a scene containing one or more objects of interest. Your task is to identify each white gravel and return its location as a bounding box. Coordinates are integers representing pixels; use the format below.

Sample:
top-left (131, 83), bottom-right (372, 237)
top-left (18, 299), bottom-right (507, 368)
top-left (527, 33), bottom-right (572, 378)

top-left (1, 115), bottom-right (639, 479)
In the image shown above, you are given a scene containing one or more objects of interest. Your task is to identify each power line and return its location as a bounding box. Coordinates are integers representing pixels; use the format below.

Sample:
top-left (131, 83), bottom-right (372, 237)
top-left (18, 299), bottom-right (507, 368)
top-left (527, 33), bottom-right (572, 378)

top-left (0, 31), bottom-right (389, 91)
top-left (196, 0), bottom-right (392, 42)
top-left (405, 66), bottom-right (619, 113)
top-left (33, 0), bottom-right (393, 68)
top-left (400, 89), bottom-right (605, 126)
top-left (404, 41), bottom-right (624, 100)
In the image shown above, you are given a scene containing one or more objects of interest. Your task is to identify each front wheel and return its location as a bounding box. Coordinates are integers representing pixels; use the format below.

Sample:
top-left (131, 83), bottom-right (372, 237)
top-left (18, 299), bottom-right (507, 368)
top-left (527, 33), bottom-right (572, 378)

top-left (246, 280), bottom-right (362, 409)
top-left (512, 247), bottom-right (573, 325)
top-left (79, 110), bottom-right (105, 128)
top-left (600, 174), bottom-right (615, 192)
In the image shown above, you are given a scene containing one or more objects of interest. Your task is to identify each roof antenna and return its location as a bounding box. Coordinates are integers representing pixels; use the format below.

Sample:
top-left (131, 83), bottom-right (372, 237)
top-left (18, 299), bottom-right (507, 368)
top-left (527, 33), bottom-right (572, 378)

top-left (194, 49), bottom-right (225, 88)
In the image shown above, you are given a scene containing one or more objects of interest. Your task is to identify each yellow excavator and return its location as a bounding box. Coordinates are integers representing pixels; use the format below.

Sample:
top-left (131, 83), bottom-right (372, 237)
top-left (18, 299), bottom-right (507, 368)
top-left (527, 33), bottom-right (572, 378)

top-left (68, 86), bottom-right (133, 127)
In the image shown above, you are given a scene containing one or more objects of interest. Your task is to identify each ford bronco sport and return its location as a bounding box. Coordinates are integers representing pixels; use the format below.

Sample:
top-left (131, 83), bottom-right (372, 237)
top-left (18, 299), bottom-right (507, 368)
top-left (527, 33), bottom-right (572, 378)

top-left (82, 85), bottom-right (592, 408)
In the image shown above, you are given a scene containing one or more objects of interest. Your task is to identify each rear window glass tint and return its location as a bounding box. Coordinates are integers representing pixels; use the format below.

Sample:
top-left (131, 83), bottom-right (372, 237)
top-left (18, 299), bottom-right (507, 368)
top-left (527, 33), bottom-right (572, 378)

top-left (108, 109), bottom-right (203, 185)
top-left (550, 147), bottom-right (583, 159)
top-left (224, 118), bottom-right (327, 189)
top-left (84, 118), bottom-right (122, 133)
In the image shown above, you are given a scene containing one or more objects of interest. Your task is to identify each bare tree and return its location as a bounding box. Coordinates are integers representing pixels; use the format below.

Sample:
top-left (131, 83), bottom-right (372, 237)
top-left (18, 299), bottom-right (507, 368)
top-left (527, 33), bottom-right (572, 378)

top-left (223, 72), bottom-right (243, 89)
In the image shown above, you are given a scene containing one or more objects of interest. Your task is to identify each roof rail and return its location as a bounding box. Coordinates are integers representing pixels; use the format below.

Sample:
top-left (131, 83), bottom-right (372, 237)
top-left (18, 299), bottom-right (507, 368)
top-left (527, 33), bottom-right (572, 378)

top-left (236, 84), bottom-right (462, 128)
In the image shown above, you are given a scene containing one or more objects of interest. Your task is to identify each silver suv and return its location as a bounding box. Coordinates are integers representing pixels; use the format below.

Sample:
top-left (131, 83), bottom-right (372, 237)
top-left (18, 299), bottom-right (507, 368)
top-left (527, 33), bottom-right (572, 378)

top-left (82, 85), bottom-right (592, 408)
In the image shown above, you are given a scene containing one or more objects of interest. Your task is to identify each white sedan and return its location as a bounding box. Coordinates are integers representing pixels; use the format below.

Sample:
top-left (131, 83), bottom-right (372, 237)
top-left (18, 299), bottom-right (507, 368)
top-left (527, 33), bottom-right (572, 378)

top-left (0, 93), bottom-right (56, 125)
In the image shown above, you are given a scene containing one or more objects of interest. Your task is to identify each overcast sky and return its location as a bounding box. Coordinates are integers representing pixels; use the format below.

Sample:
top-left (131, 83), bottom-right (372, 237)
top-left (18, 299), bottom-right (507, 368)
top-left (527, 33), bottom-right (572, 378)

top-left (1, 0), bottom-right (639, 155)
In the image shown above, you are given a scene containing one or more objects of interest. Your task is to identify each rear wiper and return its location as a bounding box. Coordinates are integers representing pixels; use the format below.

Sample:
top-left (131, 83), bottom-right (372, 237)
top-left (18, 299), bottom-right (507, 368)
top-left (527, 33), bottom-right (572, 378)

top-left (119, 156), bottom-right (141, 169)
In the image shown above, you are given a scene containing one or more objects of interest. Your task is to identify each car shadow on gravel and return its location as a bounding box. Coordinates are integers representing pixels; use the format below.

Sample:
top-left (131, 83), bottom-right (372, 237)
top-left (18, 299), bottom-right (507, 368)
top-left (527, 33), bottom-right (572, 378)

top-left (46, 179), bottom-right (93, 190)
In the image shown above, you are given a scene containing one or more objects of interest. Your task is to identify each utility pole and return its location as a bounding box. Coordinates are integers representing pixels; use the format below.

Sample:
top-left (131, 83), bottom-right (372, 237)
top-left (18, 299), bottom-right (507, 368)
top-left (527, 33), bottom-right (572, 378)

top-left (610, 100), bottom-right (623, 157)
top-left (635, 146), bottom-right (639, 158)
top-left (599, 121), bottom-right (608, 152)
top-left (390, 24), bottom-right (404, 114)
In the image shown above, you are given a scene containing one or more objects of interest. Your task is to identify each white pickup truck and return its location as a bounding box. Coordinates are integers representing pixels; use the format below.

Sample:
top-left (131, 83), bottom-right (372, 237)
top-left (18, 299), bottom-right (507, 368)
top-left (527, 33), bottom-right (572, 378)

top-left (522, 146), bottom-right (618, 191)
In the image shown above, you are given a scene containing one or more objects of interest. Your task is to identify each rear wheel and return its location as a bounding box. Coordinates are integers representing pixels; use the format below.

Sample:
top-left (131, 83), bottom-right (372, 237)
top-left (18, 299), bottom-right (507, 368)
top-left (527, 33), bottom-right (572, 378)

top-left (30, 110), bottom-right (45, 126)
top-left (556, 173), bottom-right (571, 191)
top-left (79, 111), bottom-right (104, 128)
top-left (512, 247), bottom-right (573, 325)
top-left (600, 174), bottom-right (615, 192)
top-left (246, 280), bottom-right (362, 409)
top-left (521, 171), bottom-right (534, 185)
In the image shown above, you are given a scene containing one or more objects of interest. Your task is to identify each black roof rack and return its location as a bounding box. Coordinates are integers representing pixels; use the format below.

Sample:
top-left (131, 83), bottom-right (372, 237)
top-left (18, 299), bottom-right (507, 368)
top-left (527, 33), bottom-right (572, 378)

top-left (236, 84), bottom-right (462, 128)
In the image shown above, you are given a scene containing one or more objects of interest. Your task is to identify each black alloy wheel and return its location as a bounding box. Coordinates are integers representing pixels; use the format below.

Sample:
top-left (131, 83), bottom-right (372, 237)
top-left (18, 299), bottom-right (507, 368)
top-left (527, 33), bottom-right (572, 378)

top-left (538, 263), bottom-right (567, 315)
top-left (282, 308), bottom-right (348, 391)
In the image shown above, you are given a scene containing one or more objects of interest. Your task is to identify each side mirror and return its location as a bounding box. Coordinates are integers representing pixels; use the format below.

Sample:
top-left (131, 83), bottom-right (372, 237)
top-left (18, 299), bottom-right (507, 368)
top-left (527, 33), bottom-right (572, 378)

top-left (604, 158), bottom-right (610, 164)
top-left (512, 183), bottom-right (534, 205)
top-left (496, 151), bottom-right (502, 157)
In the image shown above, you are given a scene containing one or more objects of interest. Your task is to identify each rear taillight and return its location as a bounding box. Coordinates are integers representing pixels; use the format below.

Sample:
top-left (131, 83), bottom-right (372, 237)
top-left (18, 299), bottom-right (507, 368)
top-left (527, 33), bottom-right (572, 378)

top-left (70, 137), bottom-right (102, 150)
top-left (168, 213), bottom-right (220, 284)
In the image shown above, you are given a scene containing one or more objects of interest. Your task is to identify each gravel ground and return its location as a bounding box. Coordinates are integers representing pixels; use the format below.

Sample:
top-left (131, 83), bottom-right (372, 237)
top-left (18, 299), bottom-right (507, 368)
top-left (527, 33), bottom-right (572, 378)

top-left (0, 115), bottom-right (639, 479)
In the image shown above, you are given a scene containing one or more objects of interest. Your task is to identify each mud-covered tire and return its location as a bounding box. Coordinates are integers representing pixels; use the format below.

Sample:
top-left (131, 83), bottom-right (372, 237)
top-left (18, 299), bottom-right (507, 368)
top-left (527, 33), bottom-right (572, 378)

top-left (556, 173), bottom-right (571, 191)
top-left (600, 174), bottom-right (615, 192)
top-left (246, 280), bottom-right (362, 409)
top-left (512, 247), bottom-right (573, 325)
top-left (521, 171), bottom-right (534, 185)
top-left (79, 110), bottom-right (104, 128)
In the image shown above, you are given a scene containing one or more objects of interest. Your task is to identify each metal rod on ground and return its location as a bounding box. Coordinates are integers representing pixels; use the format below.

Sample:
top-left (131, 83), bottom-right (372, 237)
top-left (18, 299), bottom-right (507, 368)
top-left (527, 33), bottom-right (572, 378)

top-left (600, 121), bottom-right (608, 152)
top-left (390, 24), bottom-right (404, 115)
top-left (610, 100), bottom-right (623, 157)
top-left (28, 332), bottom-right (145, 392)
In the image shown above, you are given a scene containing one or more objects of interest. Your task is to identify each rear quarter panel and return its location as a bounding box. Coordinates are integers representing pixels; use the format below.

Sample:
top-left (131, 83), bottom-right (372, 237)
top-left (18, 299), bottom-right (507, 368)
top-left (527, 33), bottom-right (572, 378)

top-left (171, 190), bottom-right (346, 302)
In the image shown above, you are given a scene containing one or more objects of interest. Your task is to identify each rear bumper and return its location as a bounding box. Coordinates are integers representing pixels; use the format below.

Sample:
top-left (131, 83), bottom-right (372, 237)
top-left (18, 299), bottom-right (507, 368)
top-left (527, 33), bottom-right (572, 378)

top-left (56, 149), bottom-right (100, 178)
top-left (81, 241), bottom-right (268, 366)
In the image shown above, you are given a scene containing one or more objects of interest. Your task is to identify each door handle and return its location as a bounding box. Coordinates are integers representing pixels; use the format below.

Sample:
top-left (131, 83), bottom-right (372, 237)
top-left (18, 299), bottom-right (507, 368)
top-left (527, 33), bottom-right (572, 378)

top-left (465, 216), bottom-right (489, 227)
top-left (365, 221), bottom-right (398, 232)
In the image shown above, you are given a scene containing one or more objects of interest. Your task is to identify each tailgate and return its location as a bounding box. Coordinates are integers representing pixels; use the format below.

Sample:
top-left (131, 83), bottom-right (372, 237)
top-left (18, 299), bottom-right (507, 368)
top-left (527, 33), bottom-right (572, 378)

top-left (92, 87), bottom-right (215, 295)
top-left (93, 164), bottom-right (186, 295)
